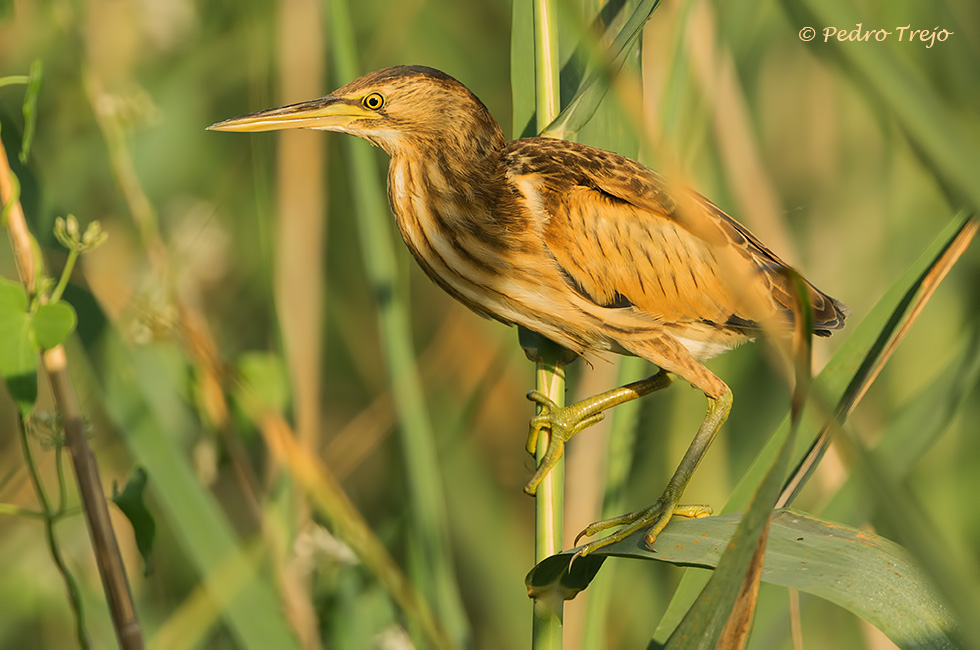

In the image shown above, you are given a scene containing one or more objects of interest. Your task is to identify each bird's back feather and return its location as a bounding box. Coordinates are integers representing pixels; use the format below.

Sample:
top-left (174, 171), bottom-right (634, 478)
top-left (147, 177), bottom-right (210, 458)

top-left (502, 137), bottom-right (848, 347)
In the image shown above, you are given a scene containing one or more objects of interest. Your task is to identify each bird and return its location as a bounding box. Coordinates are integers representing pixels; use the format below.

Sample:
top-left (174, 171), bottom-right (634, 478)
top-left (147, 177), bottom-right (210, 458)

top-left (209, 65), bottom-right (847, 556)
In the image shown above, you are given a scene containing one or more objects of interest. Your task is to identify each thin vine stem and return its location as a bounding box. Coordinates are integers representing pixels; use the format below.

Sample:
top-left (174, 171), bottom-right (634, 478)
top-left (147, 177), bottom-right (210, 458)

top-left (18, 413), bottom-right (91, 649)
top-left (50, 247), bottom-right (79, 304)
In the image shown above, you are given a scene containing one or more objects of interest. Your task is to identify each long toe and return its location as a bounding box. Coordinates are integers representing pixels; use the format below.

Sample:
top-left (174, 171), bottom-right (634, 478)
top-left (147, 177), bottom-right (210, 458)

top-left (524, 401), bottom-right (606, 491)
top-left (523, 429), bottom-right (567, 495)
top-left (576, 502), bottom-right (667, 557)
top-left (576, 502), bottom-right (713, 557)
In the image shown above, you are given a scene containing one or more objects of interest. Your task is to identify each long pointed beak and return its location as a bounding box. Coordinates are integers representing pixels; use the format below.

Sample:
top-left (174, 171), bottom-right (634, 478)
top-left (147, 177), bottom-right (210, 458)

top-left (207, 96), bottom-right (371, 133)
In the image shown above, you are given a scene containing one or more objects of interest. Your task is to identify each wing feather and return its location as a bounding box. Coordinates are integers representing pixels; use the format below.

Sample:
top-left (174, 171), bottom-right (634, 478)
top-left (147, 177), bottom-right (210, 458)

top-left (546, 186), bottom-right (741, 324)
top-left (505, 138), bottom-right (847, 334)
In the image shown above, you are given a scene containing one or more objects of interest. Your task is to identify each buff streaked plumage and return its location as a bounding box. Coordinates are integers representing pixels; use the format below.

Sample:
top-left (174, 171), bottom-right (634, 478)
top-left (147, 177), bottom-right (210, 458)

top-left (210, 64), bottom-right (847, 553)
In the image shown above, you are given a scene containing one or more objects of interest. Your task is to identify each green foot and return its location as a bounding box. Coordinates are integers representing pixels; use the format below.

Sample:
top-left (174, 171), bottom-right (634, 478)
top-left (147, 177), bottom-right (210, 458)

top-left (521, 370), bottom-right (676, 497)
top-left (523, 391), bottom-right (605, 496)
top-left (573, 501), bottom-right (712, 558)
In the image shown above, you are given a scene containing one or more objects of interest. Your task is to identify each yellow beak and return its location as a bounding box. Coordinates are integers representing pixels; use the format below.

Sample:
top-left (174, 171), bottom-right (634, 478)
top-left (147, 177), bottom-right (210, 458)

top-left (207, 96), bottom-right (373, 133)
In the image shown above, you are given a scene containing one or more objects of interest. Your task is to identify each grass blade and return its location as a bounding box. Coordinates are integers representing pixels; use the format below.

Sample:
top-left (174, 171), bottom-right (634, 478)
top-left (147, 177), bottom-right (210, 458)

top-left (325, 0), bottom-right (470, 645)
top-left (778, 216), bottom-right (979, 507)
top-left (542, 0), bottom-right (662, 139)
top-left (98, 338), bottom-right (300, 650)
top-left (751, 327), bottom-right (980, 643)
top-left (821, 328), bottom-right (980, 525)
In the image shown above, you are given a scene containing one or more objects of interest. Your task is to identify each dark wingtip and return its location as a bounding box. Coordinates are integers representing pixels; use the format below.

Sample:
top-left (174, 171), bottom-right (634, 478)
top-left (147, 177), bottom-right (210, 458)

top-left (724, 291), bottom-right (849, 337)
top-left (814, 296), bottom-right (850, 334)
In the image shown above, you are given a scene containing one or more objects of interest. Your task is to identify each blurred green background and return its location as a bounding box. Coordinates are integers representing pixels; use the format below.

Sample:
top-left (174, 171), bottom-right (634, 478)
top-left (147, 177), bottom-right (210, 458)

top-left (1, 0), bottom-right (978, 648)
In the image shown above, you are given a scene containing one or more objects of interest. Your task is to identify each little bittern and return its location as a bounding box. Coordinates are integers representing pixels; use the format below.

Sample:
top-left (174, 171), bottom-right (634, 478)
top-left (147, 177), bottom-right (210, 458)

top-left (210, 65), bottom-right (847, 555)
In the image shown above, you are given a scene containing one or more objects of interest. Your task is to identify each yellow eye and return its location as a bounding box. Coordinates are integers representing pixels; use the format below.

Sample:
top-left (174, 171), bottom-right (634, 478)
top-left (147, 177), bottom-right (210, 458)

top-left (362, 92), bottom-right (385, 110)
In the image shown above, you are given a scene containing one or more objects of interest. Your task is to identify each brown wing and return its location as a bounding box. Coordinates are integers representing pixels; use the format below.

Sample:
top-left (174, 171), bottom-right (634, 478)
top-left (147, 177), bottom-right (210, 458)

top-left (508, 138), bottom-right (847, 334)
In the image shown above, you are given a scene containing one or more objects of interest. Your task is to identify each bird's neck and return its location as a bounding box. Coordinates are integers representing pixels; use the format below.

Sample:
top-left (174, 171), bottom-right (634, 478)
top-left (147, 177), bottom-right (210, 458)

top-left (384, 121), bottom-right (525, 284)
top-left (389, 122), bottom-right (507, 207)
top-left (387, 138), bottom-right (504, 236)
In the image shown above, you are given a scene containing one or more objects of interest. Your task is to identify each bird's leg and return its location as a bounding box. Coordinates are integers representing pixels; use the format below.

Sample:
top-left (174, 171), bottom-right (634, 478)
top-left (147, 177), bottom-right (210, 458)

top-left (573, 389), bottom-right (733, 557)
top-left (523, 369), bottom-right (675, 496)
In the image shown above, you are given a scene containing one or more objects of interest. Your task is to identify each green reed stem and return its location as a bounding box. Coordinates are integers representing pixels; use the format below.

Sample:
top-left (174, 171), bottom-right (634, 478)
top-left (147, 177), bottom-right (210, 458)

top-left (530, 0), bottom-right (565, 647)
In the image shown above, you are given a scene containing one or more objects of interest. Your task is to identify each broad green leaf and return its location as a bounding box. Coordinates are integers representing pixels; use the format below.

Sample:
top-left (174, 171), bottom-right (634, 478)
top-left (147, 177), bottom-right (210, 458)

top-left (112, 467), bottom-right (156, 576)
top-left (0, 277), bottom-right (28, 313)
top-left (528, 509), bottom-right (958, 649)
top-left (526, 551), bottom-right (605, 602)
top-left (31, 301), bottom-right (77, 349)
top-left (0, 278), bottom-right (37, 413)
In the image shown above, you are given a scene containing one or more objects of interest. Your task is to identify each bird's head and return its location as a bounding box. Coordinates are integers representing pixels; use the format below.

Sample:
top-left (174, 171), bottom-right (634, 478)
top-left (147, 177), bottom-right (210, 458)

top-left (208, 65), bottom-right (505, 158)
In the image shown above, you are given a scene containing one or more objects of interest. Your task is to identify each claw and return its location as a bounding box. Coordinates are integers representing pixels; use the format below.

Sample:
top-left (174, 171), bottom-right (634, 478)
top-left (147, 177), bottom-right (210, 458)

top-left (525, 390), bottom-right (559, 455)
top-left (526, 390), bottom-right (557, 410)
top-left (525, 422), bottom-right (542, 456)
top-left (523, 436), bottom-right (564, 495)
